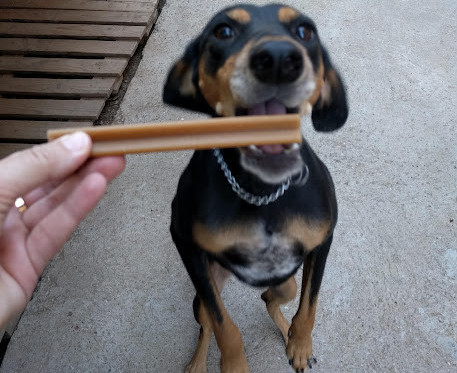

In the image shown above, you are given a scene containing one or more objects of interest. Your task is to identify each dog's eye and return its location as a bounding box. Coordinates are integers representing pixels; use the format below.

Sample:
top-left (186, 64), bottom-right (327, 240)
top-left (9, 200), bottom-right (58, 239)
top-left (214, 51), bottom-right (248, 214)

top-left (214, 24), bottom-right (234, 40)
top-left (296, 24), bottom-right (314, 41)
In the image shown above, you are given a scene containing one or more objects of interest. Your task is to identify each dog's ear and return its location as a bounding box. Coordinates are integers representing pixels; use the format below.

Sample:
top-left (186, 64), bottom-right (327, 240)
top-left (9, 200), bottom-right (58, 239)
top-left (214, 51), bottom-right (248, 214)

top-left (163, 38), bottom-right (214, 115)
top-left (311, 47), bottom-right (348, 132)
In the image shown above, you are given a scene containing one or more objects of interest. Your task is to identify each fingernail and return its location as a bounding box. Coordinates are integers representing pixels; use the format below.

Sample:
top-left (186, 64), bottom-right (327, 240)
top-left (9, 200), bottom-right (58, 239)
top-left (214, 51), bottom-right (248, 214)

top-left (61, 132), bottom-right (90, 154)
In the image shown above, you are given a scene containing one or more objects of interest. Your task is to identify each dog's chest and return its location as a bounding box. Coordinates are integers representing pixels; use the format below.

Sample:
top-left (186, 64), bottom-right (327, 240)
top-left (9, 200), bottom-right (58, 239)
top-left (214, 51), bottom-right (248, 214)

top-left (193, 217), bottom-right (330, 286)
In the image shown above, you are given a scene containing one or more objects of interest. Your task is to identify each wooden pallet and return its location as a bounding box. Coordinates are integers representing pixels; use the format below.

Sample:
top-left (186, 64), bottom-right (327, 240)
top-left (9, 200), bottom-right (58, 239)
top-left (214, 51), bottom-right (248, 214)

top-left (0, 0), bottom-right (160, 158)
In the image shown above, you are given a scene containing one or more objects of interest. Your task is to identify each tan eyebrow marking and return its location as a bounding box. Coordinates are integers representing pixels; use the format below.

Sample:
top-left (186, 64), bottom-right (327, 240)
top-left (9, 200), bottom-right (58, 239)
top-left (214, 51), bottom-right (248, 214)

top-left (227, 8), bottom-right (251, 24)
top-left (278, 6), bottom-right (300, 23)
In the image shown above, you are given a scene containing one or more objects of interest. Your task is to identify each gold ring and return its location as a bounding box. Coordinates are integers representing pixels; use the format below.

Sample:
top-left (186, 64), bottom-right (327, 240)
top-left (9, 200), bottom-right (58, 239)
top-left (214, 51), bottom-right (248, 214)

top-left (15, 197), bottom-right (27, 213)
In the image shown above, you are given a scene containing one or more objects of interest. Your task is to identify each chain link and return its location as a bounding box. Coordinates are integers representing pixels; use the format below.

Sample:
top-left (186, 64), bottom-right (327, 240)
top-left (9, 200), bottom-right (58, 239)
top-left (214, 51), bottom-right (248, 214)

top-left (213, 149), bottom-right (308, 206)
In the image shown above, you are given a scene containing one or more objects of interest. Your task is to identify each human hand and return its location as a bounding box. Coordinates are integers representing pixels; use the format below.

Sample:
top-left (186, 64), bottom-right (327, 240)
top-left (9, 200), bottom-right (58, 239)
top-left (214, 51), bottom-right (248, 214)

top-left (0, 132), bottom-right (125, 328)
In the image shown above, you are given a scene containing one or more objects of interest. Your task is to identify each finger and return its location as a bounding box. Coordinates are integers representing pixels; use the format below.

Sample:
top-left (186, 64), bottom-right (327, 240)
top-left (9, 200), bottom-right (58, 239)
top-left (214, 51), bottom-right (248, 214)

top-left (0, 207), bottom-right (34, 298)
top-left (0, 207), bottom-right (34, 324)
top-left (22, 172), bottom-right (84, 230)
top-left (0, 266), bottom-right (29, 328)
top-left (23, 155), bottom-right (125, 206)
top-left (83, 156), bottom-right (126, 182)
top-left (21, 180), bottom-right (61, 207)
top-left (23, 156), bottom-right (126, 229)
top-left (21, 156), bottom-right (125, 228)
top-left (25, 172), bottom-right (107, 280)
top-left (0, 132), bottom-right (92, 229)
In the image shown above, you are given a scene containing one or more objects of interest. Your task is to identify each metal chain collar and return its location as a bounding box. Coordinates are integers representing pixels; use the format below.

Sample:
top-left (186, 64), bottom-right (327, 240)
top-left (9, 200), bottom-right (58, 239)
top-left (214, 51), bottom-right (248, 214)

top-left (213, 148), bottom-right (309, 206)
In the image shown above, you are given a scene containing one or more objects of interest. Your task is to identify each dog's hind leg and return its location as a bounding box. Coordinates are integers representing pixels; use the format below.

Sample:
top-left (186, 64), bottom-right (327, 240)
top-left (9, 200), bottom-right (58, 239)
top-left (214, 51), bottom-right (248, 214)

top-left (261, 276), bottom-right (298, 345)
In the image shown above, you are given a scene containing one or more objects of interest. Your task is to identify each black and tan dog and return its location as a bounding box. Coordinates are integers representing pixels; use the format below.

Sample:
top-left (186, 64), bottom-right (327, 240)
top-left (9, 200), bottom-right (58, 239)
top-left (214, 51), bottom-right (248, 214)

top-left (163, 3), bottom-right (348, 372)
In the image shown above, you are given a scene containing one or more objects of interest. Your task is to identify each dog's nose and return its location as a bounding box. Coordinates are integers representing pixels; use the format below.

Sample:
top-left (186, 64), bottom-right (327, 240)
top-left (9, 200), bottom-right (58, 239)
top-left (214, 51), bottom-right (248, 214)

top-left (249, 41), bottom-right (303, 84)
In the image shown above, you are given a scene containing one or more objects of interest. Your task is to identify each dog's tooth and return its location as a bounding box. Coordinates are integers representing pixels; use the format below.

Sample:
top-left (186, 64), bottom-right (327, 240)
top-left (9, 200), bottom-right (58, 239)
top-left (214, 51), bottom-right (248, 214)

top-left (249, 145), bottom-right (262, 153)
top-left (215, 102), bottom-right (223, 115)
top-left (284, 143), bottom-right (300, 154)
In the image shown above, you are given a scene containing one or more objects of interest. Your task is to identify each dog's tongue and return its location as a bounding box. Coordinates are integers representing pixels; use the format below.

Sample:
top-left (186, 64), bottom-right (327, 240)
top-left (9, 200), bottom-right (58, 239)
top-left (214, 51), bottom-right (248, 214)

top-left (247, 99), bottom-right (287, 155)
top-left (247, 98), bottom-right (287, 116)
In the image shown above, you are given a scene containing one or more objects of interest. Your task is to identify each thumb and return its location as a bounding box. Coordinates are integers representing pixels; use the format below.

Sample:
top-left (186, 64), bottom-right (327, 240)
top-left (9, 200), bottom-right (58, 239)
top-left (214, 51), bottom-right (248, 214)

top-left (0, 132), bottom-right (92, 228)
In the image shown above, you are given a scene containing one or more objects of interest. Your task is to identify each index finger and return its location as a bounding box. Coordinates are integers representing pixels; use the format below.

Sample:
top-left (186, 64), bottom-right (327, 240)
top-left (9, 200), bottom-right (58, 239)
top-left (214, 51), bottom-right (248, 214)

top-left (22, 155), bottom-right (126, 206)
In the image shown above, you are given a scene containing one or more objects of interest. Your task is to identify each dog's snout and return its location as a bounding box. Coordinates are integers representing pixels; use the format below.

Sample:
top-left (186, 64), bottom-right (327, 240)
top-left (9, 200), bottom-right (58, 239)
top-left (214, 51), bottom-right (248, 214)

top-left (249, 41), bottom-right (303, 85)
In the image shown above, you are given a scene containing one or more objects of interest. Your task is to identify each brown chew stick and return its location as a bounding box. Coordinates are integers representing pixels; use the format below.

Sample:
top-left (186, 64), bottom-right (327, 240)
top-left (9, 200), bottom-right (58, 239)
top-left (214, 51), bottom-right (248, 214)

top-left (47, 114), bottom-right (301, 156)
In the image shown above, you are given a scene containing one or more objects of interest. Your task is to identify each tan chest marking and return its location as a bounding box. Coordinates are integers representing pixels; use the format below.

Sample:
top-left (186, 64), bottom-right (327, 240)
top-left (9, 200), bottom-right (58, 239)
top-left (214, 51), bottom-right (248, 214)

top-left (193, 217), bottom-right (331, 255)
top-left (193, 221), bottom-right (266, 254)
top-left (283, 216), bottom-right (331, 251)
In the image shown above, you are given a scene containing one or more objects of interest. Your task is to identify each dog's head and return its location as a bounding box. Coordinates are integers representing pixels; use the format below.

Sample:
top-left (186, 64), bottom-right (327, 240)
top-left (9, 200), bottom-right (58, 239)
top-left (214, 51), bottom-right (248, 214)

top-left (163, 3), bottom-right (348, 184)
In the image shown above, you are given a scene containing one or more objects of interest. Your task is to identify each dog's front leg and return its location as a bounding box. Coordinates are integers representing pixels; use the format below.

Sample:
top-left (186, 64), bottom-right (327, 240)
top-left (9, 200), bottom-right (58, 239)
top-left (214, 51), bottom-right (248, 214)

top-left (286, 235), bottom-right (332, 372)
top-left (186, 298), bottom-right (212, 373)
top-left (176, 237), bottom-right (249, 373)
top-left (261, 276), bottom-right (298, 344)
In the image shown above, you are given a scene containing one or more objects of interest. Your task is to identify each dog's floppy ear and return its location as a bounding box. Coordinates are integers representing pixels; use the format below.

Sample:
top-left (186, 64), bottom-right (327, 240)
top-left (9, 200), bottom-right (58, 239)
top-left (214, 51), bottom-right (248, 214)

top-left (311, 47), bottom-right (348, 132)
top-left (163, 38), bottom-right (214, 115)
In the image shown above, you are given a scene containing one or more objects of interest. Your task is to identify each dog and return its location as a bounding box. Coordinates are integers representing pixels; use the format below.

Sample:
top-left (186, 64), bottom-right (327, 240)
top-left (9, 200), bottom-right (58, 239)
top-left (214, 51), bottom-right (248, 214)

top-left (163, 3), bottom-right (348, 372)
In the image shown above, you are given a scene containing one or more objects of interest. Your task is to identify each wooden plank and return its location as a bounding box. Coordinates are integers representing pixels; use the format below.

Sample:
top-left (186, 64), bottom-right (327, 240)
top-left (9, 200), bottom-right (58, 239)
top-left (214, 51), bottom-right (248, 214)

top-left (101, 1), bottom-right (157, 2)
top-left (109, 0), bottom-right (157, 2)
top-left (111, 75), bottom-right (123, 95)
top-left (0, 76), bottom-right (116, 98)
top-left (0, 120), bottom-right (93, 141)
top-left (0, 98), bottom-right (105, 120)
top-left (0, 23), bottom-right (146, 41)
top-left (0, 38), bottom-right (138, 58)
top-left (144, 8), bottom-right (158, 38)
top-left (0, 143), bottom-right (31, 159)
top-left (0, 0), bottom-right (158, 12)
top-left (0, 56), bottom-right (128, 76)
top-left (0, 9), bottom-right (152, 25)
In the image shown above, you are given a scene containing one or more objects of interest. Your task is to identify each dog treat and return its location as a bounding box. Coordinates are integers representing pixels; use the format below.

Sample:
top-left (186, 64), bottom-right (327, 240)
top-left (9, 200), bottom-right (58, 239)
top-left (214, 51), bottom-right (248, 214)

top-left (47, 114), bottom-right (301, 156)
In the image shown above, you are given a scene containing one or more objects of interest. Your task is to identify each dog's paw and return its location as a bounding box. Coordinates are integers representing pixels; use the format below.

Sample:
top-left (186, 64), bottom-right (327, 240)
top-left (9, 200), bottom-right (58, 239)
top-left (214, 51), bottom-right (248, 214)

top-left (286, 331), bottom-right (316, 372)
top-left (185, 361), bottom-right (207, 373)
top-left (288, 356), bottom-right (317, 373)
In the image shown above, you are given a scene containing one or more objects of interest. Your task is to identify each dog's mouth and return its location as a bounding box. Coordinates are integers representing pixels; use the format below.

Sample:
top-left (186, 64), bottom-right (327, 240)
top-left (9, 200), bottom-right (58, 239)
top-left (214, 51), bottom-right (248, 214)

top-left (236, 98), bottom-right (301, 155)
top-left (234, 98), bottom-right (303, 184)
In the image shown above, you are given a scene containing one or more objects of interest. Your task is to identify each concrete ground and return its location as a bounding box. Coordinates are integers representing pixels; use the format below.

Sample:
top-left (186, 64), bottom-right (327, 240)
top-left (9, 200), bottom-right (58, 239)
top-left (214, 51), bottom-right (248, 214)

top-left (1, 0), bottom-right (456, 372)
